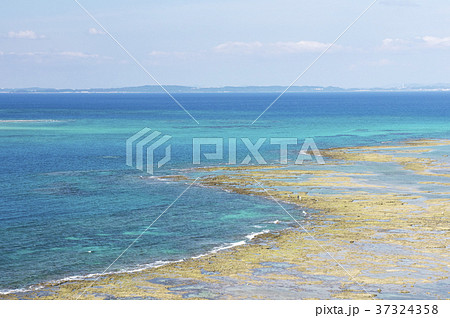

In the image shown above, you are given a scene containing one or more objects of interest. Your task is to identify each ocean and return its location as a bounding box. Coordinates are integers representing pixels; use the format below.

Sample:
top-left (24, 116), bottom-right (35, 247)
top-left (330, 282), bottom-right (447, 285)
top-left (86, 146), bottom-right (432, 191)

top-left (0, 92), bottom-right (449, 293)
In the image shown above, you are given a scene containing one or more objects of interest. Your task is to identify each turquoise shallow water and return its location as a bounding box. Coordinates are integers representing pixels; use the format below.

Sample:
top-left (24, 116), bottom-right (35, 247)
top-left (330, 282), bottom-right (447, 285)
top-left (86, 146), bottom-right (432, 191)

top-left (0, 92), bottom-right (449, 293)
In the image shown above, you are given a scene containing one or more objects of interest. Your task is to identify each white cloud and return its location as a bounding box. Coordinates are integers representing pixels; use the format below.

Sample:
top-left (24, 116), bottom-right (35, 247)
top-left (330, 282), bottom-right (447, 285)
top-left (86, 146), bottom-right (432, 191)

top-left (381, 36), bottom-right (450, 50)
top-left (381, 38), bottom-right (411, 50)
top-left (0, 52), bottom-right (44, 57)
top-left (58, 51), bottom-right (101, 59)
top-left (213, 41), bottom-right (263, 54)
top-left (145, 40), bottom-right (341, 61)
top-left (0, 51), bottom-right (108, 60)
top-left (8, 30), bottom-right (45, 39)
top-left (421, 36), bottom-right (450, 48)
top-left (269, 41), bottom-right (333, 53)
top-left (88, 28), bottom-right (106, 35)
top-left (213, 40), bottom-right (339, 55)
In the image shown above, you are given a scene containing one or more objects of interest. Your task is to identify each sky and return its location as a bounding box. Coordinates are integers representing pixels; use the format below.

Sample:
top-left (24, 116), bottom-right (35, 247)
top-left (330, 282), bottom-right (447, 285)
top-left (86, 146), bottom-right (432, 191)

top-left (1, 0), bottom-right (450, 89)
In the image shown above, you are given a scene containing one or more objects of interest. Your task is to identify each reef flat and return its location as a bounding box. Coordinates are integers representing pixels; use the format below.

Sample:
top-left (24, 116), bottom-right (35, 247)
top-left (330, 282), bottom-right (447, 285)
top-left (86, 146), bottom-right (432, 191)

top-left (2, 139), bottom-right (449, 300)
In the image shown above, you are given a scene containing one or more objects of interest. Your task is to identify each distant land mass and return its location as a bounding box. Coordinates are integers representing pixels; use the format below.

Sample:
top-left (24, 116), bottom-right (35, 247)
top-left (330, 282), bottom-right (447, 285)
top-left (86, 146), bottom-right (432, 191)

top-left (1, 84), bottom-right (450, 93)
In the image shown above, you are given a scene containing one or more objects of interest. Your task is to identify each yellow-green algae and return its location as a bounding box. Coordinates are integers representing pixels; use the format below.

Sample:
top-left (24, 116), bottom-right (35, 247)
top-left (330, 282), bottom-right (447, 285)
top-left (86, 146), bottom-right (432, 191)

top-left (322, 139), bottom-right (450, 178)
top-left (3, 139), bottom-right (449, 300)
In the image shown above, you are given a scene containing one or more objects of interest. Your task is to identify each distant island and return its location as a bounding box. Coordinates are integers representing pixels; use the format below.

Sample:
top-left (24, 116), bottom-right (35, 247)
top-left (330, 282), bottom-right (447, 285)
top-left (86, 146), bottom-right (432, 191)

top-left (1, 84), bottom-right (450, 94)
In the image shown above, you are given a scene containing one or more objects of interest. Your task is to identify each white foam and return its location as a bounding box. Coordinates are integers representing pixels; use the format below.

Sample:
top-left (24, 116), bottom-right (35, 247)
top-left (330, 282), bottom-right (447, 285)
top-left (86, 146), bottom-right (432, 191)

top-left (245, 230), bottom-right (270, 240)
top-left (192, 240), bottom-right (246, 259)
top-left (141, 175), bottom-right (168, 182)
top-left (0, 239), bottom-right (249, 295)
top-left (1, 231), bottom-right (271, 295)
top-left (0, 259), bottom-right (182, 295)
top-left (211, 240), bottom-right (246, 252)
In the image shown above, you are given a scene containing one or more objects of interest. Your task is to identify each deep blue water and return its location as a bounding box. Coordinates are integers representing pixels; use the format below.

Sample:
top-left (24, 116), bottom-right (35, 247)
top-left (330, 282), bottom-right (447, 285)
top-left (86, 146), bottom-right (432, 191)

top-left (0, 92), bottom-right (449, 292)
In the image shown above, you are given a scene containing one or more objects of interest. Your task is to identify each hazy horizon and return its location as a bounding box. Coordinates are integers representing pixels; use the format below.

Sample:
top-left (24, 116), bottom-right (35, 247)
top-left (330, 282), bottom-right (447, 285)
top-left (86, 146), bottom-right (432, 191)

top-left (1, 1), bottom-right (450, 89)
top-left (3, 83), bottom-right (450, 91)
